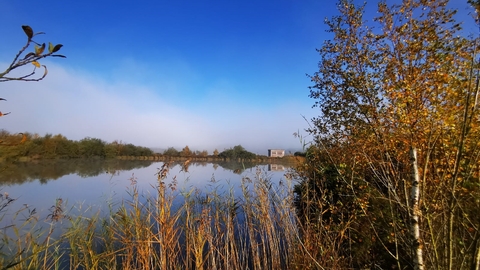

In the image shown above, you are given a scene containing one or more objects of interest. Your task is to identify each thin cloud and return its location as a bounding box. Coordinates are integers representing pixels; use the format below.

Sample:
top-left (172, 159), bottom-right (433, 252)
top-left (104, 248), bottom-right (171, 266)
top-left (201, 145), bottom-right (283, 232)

top-left (0, 62), bottom-right (312, 153)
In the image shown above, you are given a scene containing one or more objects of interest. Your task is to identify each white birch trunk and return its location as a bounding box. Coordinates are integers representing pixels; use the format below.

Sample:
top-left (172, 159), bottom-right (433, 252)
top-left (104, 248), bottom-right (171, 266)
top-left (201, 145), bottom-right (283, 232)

top-left (410, 147), bottom-right (424, 270)
top-left (474, 239), bottom-right (480, 270)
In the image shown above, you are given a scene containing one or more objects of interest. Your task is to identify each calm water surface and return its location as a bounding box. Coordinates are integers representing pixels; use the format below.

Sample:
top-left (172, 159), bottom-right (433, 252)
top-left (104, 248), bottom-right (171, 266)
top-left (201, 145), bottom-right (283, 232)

top-left (0, 160), bottom-right (290, 224)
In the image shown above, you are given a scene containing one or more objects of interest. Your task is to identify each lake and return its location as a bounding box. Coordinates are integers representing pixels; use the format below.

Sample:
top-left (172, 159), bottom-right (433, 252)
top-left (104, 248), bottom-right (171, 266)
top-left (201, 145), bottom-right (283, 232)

top-left (0, 159), bottom-right (292, 229)
top-left (0, 159), bottom-right (301, 269)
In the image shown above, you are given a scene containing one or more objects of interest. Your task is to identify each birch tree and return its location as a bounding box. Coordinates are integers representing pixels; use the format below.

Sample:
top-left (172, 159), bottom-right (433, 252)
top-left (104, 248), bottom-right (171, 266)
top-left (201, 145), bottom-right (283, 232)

top-left (298, 0), bottom-right (480, 268)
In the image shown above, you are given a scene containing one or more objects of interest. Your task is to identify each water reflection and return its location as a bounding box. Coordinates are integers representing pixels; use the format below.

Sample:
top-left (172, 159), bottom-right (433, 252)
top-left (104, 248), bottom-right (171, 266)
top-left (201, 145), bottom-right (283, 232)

top-left (0, 161), bottom-right (289, 228)
top-left (0, 160), bottom-right (296, 269)
top-left (0, 159), bottom-right (281, 186)
top-left (0, 159), bottom-right (153, 185)
top-left (268, 164), bottom-right (285, 171)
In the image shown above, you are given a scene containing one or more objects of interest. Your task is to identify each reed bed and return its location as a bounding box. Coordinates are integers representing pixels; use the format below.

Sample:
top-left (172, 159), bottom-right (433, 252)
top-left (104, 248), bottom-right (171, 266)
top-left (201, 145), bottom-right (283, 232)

top-left (0, 164), bottom-right (322, 270)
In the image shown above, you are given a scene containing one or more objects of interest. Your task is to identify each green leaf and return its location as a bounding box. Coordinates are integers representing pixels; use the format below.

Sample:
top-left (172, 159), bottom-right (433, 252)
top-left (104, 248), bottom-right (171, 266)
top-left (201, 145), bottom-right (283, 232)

top-left (52, 44), bottom-right (63, 53)
top-left (21, 25), bottom-right (33, 39)
top-left (49, 42), bottom-right (54, 53)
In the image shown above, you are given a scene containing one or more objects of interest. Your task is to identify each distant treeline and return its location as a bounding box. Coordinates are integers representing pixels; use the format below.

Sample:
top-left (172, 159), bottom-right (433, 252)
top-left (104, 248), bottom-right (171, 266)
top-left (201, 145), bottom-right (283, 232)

top-left (0, 130), bottom-right (153, 161)
top-left (150, 145), bottom-right (303, 166)
top-left (162, 145), bottom-right (258, 160)
top-left (0, 130), bottom-right (277, 163)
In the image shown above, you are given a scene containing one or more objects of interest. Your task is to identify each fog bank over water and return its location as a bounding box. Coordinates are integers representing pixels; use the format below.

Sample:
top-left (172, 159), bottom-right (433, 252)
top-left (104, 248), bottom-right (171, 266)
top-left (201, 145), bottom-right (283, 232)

top-left (1, 63), bottom-right (312, 154)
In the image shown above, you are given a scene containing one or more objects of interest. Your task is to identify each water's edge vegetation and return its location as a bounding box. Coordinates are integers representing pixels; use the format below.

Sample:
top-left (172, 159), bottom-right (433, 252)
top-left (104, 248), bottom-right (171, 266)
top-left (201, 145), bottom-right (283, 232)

top-left (0, 164), bottom-right (308, 269)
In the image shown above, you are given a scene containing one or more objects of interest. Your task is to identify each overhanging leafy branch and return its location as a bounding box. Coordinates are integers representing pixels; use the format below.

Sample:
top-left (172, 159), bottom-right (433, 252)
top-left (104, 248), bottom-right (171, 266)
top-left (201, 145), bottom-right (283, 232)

top-left (0, 25), bottom-right (65, 83)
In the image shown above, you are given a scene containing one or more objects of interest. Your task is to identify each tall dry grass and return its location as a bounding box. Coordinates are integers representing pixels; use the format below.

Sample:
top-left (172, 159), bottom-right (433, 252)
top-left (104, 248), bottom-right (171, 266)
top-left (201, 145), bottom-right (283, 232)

top-left (0, 163), bottom-right (327, 269)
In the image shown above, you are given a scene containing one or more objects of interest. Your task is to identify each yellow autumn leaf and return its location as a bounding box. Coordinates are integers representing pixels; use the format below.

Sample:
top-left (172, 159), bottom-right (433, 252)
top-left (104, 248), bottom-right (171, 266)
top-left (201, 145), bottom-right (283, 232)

top-left (32, 61), bottom-right (40, 68)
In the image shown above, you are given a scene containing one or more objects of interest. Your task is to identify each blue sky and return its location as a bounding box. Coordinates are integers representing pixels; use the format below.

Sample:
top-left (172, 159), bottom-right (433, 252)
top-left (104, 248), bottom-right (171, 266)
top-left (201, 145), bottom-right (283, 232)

top-left (0, 0), bottom-right (476, 154)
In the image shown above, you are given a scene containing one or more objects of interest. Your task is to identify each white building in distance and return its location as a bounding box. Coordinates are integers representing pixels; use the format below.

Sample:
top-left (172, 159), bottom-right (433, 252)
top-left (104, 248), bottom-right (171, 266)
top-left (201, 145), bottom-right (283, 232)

top-left (267, 149), bottom-right (285, 158)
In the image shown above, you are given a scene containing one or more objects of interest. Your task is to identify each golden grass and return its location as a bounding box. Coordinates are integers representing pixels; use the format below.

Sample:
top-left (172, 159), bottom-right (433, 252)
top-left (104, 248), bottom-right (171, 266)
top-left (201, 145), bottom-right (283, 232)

top-left (0, 164), bottom-right (327, 269)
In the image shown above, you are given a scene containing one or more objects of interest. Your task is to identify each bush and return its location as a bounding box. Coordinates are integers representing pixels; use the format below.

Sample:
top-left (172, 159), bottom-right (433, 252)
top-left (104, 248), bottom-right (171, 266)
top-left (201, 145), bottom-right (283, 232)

top-left (218, 145), bottom-right (256, 160)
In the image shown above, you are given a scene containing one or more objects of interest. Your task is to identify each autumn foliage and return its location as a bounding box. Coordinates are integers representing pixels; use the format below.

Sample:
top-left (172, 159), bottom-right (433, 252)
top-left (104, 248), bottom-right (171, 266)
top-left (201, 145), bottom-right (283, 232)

top-left (295, 0), bottom-right (480, 269)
